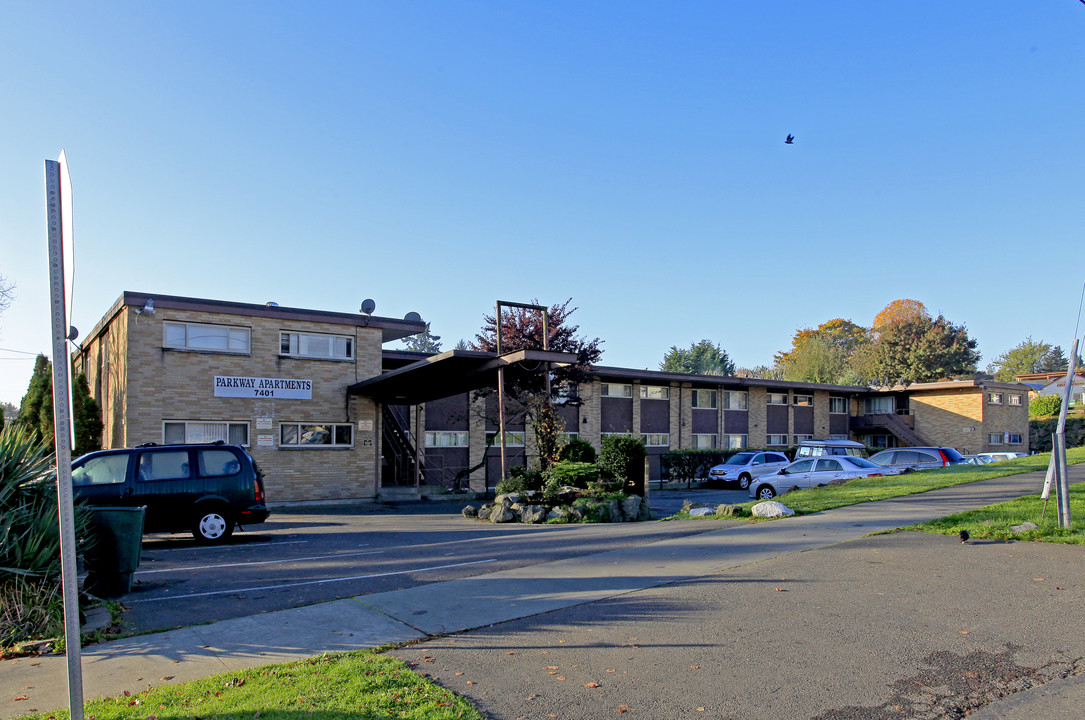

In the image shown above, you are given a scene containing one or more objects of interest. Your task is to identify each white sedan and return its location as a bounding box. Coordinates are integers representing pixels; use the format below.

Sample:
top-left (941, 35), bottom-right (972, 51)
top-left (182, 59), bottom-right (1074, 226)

top-left (749, 456), bottom-right (894, 500)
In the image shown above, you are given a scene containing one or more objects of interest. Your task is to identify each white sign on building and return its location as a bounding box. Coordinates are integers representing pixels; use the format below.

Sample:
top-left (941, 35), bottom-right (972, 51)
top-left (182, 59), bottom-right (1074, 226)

top-left (214, 376), bottom-right (313, 399)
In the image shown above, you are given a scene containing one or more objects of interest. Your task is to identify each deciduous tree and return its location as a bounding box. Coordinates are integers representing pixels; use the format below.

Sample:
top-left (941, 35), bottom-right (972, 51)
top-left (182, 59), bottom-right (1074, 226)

top-left (871, 314), bottom-right (980, 385)
top-left (872, 299), bottom-right (929, 330)
top-left (987, 337), bottom-right (1053, 381)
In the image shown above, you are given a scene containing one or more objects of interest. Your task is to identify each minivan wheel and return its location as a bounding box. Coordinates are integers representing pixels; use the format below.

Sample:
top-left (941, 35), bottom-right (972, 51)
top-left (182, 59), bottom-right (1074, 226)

top-left (193, 508), bottom-right (234, 544)
top-left (738, 474), bottom-right (752, 490)
top-left (757, 485), bottom-right (776, 500)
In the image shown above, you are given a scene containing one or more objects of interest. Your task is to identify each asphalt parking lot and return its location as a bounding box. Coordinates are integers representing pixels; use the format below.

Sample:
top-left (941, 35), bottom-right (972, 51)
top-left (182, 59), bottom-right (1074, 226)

top-left (117, 487), bottom-right (750, 634)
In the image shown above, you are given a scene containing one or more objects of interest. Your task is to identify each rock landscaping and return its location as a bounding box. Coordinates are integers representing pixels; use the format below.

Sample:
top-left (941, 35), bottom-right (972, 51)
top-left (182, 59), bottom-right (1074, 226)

top-left (463, 490), bottom-right (653, 524)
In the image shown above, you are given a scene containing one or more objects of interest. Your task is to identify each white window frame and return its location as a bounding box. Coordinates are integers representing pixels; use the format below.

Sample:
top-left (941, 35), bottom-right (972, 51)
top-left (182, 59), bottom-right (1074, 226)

top-left (485, 431), bottom-right (526, 447)
top-left (864, 396), bottom-right (896, 415)
top-left (987, 433), bottom-right (1004, 445)
top-left (1007, 433), bottom-right (1023, 445)
top-left (692, 389), bottom-right (717, 409)
top-left (163, 321), bottom-right (250, 354)
top-left (793, 395), bottom-right (813, 406)
top-left (794, 434), bottom-right (814, 443)
top-left (163, 421), bottom-right (250, 446)
top-left (988, 393), bottom-right (1004, 405)
top-left (722, 434), bottom-right (748, 450)
top-left (425, 431), bottom-right (469, 448)
top-left (767, 393), bottom-right (788, 405)
top-left (561, 432), bottom-right (580, 444)
top-left (640, 385), bottom-right (670, 400)
top-left (766, 434), bottom-right (788, 446)
top-left (600, 382), bottom-right (633, 398)
top-left (1008, 395), bottom-right (1022, 406)
top-left (723, 391), bottom-right (748, 411)
top-left (641, 433), bottom-right (670, 447)
top-left (692, 433), bottom-right (717, 449)
top-left (280, 422), bottom-right (354, 448)
top-left (280, 331), bottom-right (354, 361)
top-left (829, 396), bottom-right (848, 414)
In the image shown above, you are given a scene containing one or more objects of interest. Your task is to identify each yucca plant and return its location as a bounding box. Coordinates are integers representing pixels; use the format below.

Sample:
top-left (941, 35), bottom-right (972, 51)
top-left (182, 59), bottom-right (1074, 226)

top-left (0, 425), bottom-right (62, 579)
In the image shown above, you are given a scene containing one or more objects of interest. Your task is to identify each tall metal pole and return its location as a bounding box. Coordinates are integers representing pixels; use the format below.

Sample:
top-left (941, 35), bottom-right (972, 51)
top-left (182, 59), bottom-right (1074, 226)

top-left (496, 302), bottom-right (507, 485)
top-left (45, 158), bottom-right (85, 720)
top-left (1054, 338), bottom-right (1078, 528)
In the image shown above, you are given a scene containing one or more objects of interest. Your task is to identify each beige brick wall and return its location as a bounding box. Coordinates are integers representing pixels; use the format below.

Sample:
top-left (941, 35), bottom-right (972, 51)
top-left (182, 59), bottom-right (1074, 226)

top-left (112, 306), bottom-right (385, 503)
top-left (909, 386), bottom-right (1029, 455)
top-left (579, 379), bottom-right (601, 447)
top-left (747, 387), bottom-right (767, 447)
top-left (813, 390), bottom-right (831, 439)
top-left (669, 382), bottom-right (681, 449)
top-left (980, 390), bottom-right (1030, 454)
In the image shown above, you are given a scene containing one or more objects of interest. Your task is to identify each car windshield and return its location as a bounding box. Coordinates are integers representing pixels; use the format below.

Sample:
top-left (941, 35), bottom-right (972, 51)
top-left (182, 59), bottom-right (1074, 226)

top-left (724, 452), bottom-right (756, 465)
top-left (840, 456), bottom-right (881, 469)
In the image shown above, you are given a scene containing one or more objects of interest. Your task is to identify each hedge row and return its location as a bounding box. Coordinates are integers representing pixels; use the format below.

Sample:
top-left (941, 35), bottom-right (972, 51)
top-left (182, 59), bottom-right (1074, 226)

top-left (1029, 417), bottom-right (1085, 453)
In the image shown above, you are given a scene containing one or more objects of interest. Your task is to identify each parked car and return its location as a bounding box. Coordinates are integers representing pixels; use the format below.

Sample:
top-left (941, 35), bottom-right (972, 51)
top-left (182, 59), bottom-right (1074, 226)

top-left (749, 456), bottom-right (892, 500)
top-left (960, 454), bottom-right (994, 465)
top-left (978, 452), bottom-right (1021, 462)
top-left (707, 451), bottom-right (791, 490)
top-left (794, 439), bottom-right (868, 458)
top-left (72, 442), bottom-right (269, 544)
top-left (868, 446), bottom-right (965, 473)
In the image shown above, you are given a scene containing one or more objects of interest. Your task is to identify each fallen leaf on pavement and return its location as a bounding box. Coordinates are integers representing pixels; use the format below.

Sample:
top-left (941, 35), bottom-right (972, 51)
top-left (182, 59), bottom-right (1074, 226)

top-left (617, 705), bottom-right (632, 713)
top-left (690, 666), bottom-right (700, 669)
top-left (13, 697), bottom-right (28, 702)
top-left (585, 683), bottom-right (600, 688)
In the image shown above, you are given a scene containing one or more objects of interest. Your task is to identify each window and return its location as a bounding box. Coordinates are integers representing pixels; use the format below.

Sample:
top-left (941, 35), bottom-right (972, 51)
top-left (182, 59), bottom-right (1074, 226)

top-left (640, 385), bottom-right (670, 400)
top-left (988, 393), bottom-right (1004, 405)
top-left (280, 423), bottom-right (354, 447)
top-left (793, 395), bottom-right (813, 406)
top-left (561, 432), bottom-right (580, 444)
top-left (864, 396), bottom-right (896, 415)
top-left (692, 390), bottom-right (717, 409)
top-left (723, 391), bottom-right (748, 410)
top-left (692, 434), bottom-right (717, 449)
top-left (164, 322), bottom-right (250, 354)
top-left (280, 331), bottom-right (353, 360)
top-left (829, 397), bottom-right (848, 414)
top-left (1008, 433), bottom-right (1023, 445)
top-left (72, 454), bottom-right (128, 486)
top-left (767, 393), bottom-right (788, 405)
top-left (164, 421), bottom-right (249, 446)
top-left (766, 434), bottom-right (788, 446)
top-left (815, 459), bottom-right (843, 472)
top-left (722, 434), bottom-right (747, 450)
top-left (485, 431), bottom-right (526, 447)
top-left (425, 431), bottom-right (469, 447)
top-left (988, 433), bottom-right (1004, 445)
top-left (794, 434), bottom-right (814, 443)
top-left (601, 383), bottom-right (633, 398)
top-left (1009, 395), bottom-right (1022, 406)
top-left (641, 433), bottom-right (670, 447)
top-left (198, 449), bottom-right (243, 476)
top-left (138, 451), bottom-right (191, 481)
top-left (828, 434), bottom-right (848, 440)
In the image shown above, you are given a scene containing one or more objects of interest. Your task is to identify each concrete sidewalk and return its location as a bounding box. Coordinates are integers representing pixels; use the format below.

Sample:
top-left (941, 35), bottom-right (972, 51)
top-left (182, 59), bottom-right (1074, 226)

top-left (2, 466), bottom-right (1082, 719)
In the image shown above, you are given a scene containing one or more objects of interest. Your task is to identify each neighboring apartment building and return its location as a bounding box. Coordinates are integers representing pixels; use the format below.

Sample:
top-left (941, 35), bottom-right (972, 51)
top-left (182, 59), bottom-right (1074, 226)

top-left (73, 292), bottom-right (1032, 503)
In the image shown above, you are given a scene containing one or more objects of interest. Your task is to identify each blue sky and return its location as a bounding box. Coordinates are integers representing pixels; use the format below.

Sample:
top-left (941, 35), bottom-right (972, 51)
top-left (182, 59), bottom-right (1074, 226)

top-left (2, 1), bottom-right (1084, 406)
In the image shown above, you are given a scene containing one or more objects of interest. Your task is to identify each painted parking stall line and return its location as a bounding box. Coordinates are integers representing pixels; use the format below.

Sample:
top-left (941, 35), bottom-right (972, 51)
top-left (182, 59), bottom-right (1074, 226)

top-left (125, 558), bottom-right (499, 603)
top-left (134, 549), bottom-right (385, 575)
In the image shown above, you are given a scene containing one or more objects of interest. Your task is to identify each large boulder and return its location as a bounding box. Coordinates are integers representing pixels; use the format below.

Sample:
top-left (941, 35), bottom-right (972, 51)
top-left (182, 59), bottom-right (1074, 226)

top-left (606, 499), bottom-right (622, 523)
top-left (715, 504), bottom-right (738, 517)
top-left (489, 506), bottom-right (516, 523)
top-left (637, 500), bottom-right (653, 521)
top-left (495, 493), bottom-right (521, 505)
top-left (461, 505), bottom-right (478, 518)
top-left (476, 503), bottom-right (494, 521)
top-left (520, 505), bottom-right (547, 524)
top-left (567, 505), bottom-right (586, 522)
top-left (620, 495), bottom-right (642, 521)
top-left (546, 507), bottom-right (569, 522)
top-left (751, 501), bottom-right (795, 519)
top-left (689, 507), bottom-right (715, 518)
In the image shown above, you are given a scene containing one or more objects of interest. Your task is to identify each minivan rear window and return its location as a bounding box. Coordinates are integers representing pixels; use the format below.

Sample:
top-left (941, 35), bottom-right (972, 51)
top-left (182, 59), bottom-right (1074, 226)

top-left (138, 451), bottom-right (191, 481)
top-left (199, 449), bottom-right (242, 477)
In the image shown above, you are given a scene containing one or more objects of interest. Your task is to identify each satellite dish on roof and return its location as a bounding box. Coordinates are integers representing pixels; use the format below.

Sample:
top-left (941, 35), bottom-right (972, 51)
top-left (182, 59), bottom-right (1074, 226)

top-left (359, 298), bottom-right (376, 315)
top-left (404, 311), bottom-right (422, 323)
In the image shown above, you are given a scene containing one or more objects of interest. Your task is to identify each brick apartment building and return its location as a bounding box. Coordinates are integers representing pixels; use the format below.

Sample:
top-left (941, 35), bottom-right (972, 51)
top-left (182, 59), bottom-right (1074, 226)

top-left (73, 292), bottom-right (1031, 504)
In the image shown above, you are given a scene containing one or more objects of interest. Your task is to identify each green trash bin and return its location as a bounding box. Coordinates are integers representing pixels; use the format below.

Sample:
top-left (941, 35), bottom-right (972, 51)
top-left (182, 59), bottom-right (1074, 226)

top-left (83, 506), bottom-right (146, 597)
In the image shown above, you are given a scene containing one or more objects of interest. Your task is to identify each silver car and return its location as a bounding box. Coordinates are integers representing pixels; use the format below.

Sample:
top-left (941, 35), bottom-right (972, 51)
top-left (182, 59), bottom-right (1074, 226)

top-left (708, 451), bottom-right (790, 490)
top-left (749, 456), bottom-right (893, 500)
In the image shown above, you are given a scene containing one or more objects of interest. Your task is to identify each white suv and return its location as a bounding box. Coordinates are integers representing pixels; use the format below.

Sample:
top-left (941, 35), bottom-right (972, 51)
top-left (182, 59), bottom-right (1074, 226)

top-left (708, 451), bottom-right (791, 490)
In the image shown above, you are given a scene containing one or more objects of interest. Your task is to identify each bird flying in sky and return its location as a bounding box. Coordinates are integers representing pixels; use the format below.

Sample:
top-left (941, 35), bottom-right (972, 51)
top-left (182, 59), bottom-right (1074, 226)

top-left (785, 134), bottom-right (794, 144)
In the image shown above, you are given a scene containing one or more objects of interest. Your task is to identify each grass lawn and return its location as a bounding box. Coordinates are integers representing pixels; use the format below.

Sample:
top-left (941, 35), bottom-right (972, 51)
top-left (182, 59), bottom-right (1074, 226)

top-left (905, 481), bottom-right (1085, 543)
top-left (15, 650), bottom-right (484, 720)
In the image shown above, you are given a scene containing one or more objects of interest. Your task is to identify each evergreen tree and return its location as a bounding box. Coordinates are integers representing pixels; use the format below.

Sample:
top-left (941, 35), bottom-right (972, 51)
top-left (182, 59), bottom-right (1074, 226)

top-left (16, 356), bottom-right (103, 453)
top-left (401, 322), bottom-right (443, 353)
top-left (659, 339), bottom-right (735, 375)
top-left (16, 355), bottom-right (51, 444)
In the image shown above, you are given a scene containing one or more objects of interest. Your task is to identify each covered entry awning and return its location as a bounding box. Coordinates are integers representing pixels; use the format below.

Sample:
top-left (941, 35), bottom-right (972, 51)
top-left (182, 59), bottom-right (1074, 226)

top-left (348, 348), bottom-right (579, 405)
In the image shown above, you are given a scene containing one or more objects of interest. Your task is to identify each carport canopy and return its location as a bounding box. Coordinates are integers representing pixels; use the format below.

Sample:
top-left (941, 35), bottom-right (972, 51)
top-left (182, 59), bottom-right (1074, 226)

top-left (348, 348), bottom-right (579, 405)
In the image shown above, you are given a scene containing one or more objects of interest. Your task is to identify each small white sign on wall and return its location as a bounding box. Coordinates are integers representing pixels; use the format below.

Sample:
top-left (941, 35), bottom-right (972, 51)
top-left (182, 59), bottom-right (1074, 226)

top-left (256, 418), bottom-right (273, 430)
top-left (357, 419), bottom-right (373, 432)
top-left (257, 434), bottom-right (275, 448)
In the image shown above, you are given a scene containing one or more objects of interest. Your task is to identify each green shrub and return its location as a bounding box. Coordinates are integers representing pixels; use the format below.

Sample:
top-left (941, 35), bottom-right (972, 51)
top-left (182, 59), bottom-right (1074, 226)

top-left (559, 438), bottom-right (597, 463)
top-left (1030, 416), bottom-right (1085, 453)
top-left (546, 461), bottom-right (599, 488)
top-left (494, 464), bottom-right (545, 495)
top-left (1030, 394), bottom-right (1062, 418)
top-left (598, 434), bottom-right (645, 489)
top-left (0, 575), bottom-right (64, 647)
top-left (661, 450), bottom-right (726, 483)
